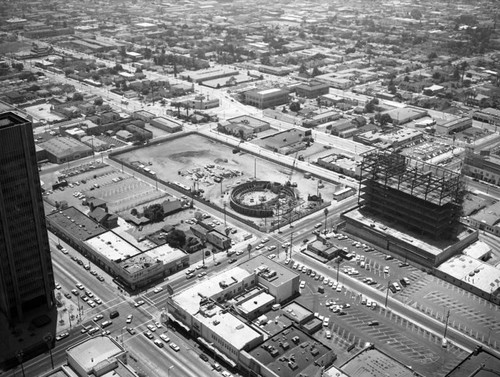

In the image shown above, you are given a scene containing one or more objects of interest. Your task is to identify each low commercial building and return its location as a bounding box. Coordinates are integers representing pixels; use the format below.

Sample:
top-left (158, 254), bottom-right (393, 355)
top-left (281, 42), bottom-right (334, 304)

top-left (295, 80), bottom-right (330, 98)
top-left (206, 229), bottom-right (231, 250)
top-left (66, 336), bottom-right (132, 377)
top-left (463, 151), bottom-right (500, 186)
top-left (219, 115), bottom-right (270, 137)
top-left (149, 116), bottom-right (182, 133)
top-left (472, 107), bottom-right (500, 124)
top-left (167, 256), bottom-right (299, 369)
top-left (180, 68), bottom-right (238, 83)
top-left (46, 207), bottom-right (188, 290)
top-left (436, 254), bottom-right (500, 304)
top-left (383, 107), bottom-right (428, 125)
top-left (466, 199), bottom-right (500, 236)
top-left (342, 207), bottom-right (478, 269)
top-left (39, 137), bottom-right (93, 164)
top-left (435, 117), bottom-right (472, 135)
top-left (245, 323), bottom-right (335, 377)
top-left (244, 88), bottom-right (289, 109)
top-left (307, 240), bottom-right (341, 260)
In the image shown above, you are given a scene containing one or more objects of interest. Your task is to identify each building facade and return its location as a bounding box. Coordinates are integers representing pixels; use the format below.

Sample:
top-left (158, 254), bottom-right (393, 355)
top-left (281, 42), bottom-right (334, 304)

top-left (0, 112), bottom-right (55, 322)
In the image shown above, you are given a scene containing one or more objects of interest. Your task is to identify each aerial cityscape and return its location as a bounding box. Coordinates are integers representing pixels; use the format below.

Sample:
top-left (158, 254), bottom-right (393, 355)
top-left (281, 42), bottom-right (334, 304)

top-left (0, 0), bottom-right (499, 377)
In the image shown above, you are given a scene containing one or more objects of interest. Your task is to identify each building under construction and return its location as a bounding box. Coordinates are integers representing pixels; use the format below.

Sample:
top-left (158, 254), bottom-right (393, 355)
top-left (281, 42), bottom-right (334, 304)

top-left (358, 152), bottom-right (465, 240)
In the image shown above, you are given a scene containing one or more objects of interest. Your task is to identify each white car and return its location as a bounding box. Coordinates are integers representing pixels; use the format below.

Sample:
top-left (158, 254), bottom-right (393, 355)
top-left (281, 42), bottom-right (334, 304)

top-left (153, 287), bottom-right (163, 294)
top-left (160, 333), bottom-right (170, 342)
top-left (299, 281), bottom-right (306, 289)
top-left (147, 324), bottom-right (156, 332)
top-left (384, 266), bottom-right (390, 274)
top-left (155, 321), bottom-right (163, 328)
top-left (126, 315), bottom-right (133, 324)
top-left (267, 245), bottom-right (276, 251)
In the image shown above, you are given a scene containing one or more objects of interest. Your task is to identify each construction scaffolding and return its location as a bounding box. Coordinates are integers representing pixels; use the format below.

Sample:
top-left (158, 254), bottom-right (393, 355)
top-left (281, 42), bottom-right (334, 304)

top-left (358, 152), bottom-right (465, 240)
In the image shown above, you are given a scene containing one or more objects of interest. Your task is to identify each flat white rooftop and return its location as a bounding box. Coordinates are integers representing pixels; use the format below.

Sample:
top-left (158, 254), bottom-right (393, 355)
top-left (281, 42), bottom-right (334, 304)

top-left (86, 231), bottom-right (140, 262)
top-left (194, 309), bottom-right (262, 350)
top-left (438, 254), bottom-right (500, 294)
top-left (146, 243), bottom-right (186, 264)
top-left (67, 336), bottom-right (123, 373)
top-left (259, 88), bottom-right (283, 95)
top-left (172, 267), bottom-right (252, 315)
top-left (237, 291), bottom-right (275, 315)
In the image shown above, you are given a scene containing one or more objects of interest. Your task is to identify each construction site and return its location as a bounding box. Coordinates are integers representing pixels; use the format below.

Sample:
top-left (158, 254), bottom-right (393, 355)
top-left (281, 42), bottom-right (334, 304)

top-left (342, 152), bottom-right (476, 268)
top-left (358, 152), bottom-right (465, 240)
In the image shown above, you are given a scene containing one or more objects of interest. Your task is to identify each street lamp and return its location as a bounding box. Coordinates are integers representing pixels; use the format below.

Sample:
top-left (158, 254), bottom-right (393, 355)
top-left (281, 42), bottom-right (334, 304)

top-left (16, 351), bottom-right (26, 377)
top-left (43, 334), bottom-right (54, 369)
top-left (167, 365), bottom-right (174, 377)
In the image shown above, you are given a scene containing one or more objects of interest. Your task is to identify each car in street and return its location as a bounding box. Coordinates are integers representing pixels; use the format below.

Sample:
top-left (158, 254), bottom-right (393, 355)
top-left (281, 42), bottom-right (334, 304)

top-left (55, 283), bottom-right (61, 289)
top-left (126, 327), bottom-right (136, 335)
top-left (126, 315), bottom-right (133, 324)
top-left (134, 300), bottom-right (145, 307)
top-left (93, 314), bottom-right (104, 322)
top-left (56, 332), bottom-right (69, 341)
top-left (144, 331), bottom-right (154, 339)
top-left (64, 292), bottom-right (72, 299)
top-left (153, 339), bottom-right (164, 348)
top-left (159, 333), bottom-right (170, 342)
top-left (212, 363), bottom-right (222, 371)
top-left (267, 245), bottom-right (276, 251)
top-left (186, 273), bottom-right (195, 279)
top-left (200, 353), bottom-right (209, 362)
top-left (268, 254), bottom-right (276, 259)
top-left (228, 258), bottom-right (237, 264)
top-left (169, 342), bottom-right (180, 352)
top-left (147, 324), bottom-right (156, 332)
top-left (88, 327), bottom-right (100, 335)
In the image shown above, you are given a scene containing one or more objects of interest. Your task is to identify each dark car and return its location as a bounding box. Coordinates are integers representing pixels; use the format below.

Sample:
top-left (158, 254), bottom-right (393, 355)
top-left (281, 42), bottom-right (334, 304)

top-left (228, 258), bottom-right (237, 264)
top-left (368, 321), bottom-right (379, 326)
top-left (389, 285), bottom-right (397, 293)
top-left (199, 354), bottom-right (209, 362)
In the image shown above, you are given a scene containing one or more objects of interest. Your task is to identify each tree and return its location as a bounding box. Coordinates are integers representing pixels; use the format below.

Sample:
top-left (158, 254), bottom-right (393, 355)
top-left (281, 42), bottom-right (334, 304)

top-left (312, 67), bottom-right (322, 77)
top-left (94, 97), bottom-right (104, 106)
top-left (289, 101), bottom-right (301, 112)
top-left (143, 203), bottom-right (164, 222)
top-left (130, 208), bottom-right (138, 216)
top-left (428, 51), bottom-right (438, 60)
top-left (73, 93), bottom-right (84, 101)
top-left (379, 113), bottom-right (393, 126)
top-left (165, 229), bottom-right (186, 248)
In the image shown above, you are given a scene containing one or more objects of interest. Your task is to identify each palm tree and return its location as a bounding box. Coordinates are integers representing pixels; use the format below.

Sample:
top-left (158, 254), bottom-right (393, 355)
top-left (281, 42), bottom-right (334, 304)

top-left (323, 208), bottom-right (329, 234)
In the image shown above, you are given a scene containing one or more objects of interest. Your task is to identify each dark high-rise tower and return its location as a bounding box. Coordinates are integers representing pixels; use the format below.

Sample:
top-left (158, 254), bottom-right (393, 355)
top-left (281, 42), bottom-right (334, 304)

top-left (0, 111), bottom-right (54, 323)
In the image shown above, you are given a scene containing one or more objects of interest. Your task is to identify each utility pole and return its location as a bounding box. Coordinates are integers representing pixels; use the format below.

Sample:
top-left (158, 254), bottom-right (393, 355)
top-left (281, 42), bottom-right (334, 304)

top-left (385, 280), bottom-right (391, 308)
top-left (443, 309), bottom-right (450, 339)
top-left (289, 231), bottom-right (293, 258)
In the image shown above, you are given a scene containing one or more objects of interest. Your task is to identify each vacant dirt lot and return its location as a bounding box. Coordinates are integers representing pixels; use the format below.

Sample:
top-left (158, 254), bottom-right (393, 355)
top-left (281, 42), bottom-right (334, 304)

top-left (116, 134), bottom-right (340, 214)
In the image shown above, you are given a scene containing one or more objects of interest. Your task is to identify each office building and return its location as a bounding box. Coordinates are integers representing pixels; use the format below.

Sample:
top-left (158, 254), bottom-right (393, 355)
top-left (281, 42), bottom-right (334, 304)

top-left (0, 112), bottom-right (55, 366)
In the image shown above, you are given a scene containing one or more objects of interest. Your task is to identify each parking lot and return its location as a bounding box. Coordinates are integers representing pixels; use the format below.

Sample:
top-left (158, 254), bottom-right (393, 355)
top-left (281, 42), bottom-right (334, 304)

top-left (283, 228), bottom-right (471, 376)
